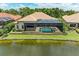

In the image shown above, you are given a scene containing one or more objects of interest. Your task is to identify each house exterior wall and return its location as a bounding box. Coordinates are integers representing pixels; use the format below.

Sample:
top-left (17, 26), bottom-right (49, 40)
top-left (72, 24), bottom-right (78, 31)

top-left (15, 22), bottom-right (24, 30)
top-left (0, 26), bottom-right (3, 29)
top-left (68, 22), bottom-right (79, 28)
top-left (15, 21), bottom-right (63, 32)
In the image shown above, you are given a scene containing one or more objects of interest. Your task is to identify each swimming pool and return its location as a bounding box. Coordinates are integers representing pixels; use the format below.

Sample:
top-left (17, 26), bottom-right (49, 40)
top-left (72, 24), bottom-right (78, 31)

top-left (39, 27), bottom-right (55, 33)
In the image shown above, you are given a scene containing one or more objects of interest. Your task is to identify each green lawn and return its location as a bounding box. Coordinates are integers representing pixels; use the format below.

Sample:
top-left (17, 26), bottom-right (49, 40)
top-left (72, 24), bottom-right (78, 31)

top-left (4, 31), bottom-right (79, 41)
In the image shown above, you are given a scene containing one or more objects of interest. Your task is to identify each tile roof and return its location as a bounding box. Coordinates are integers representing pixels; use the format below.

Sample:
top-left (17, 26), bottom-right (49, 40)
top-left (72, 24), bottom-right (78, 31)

top-left (0, 13), bottom-right (21, 21)
top-left (18, 12), bottom-right (55, 21)
top-left (0, 17), bottom-right (12, 22)
top-left (63, 13), bottom-right (79, 23)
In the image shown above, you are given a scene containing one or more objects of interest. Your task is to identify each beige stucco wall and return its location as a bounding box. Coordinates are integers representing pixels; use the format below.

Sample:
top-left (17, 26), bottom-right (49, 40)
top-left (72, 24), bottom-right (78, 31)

top-left (15, 22), bottom-right (24, 30)
top-left (15, 21), bottom-right (36, 31)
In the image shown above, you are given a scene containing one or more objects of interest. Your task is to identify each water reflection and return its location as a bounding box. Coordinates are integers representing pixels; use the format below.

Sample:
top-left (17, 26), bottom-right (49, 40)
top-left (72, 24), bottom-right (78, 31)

top-left (0, 44), bottom-right (79, 56)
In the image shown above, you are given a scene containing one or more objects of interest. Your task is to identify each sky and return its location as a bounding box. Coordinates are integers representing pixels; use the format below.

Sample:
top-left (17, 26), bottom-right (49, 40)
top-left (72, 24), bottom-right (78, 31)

top-left (0, 3), bottom-right (79, 11)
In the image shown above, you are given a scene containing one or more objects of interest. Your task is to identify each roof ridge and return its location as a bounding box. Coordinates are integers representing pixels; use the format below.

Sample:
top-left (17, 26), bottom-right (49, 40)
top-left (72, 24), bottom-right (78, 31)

top-left (18, 12), bottom-right (55, 21)
top-left (29, 15), bottom-right (37, 21)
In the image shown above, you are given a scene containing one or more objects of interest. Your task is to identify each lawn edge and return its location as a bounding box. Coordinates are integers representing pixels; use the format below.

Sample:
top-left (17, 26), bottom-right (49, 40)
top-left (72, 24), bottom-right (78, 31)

top-left (0, 39), bottom-right (79, 46)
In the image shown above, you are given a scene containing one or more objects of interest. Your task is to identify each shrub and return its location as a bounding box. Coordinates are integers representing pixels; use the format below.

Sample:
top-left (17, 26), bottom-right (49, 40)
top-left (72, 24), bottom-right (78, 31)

top-left (76, 29), bottom-right (79, 33)
top-left (2, 34), bottom-right (8, 38)
top-left (4, 22), bottom-right (15, 33)
top-left (0, 29), bottom-right (4, 36)
top-left (59, 18), bottom-right (70, 32)
top-left (12, 28), bottom-right (16, 32)
top-left (0, 22), bottom-right (15, 37)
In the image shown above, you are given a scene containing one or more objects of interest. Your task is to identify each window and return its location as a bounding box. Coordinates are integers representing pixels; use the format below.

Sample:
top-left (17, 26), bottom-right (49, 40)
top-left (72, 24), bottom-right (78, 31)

top-left (26, 25), bottom-right (34, 28)
top-left (78, 24), bottom-right (79, 27)
top-left (70, 24), bottom-right (76, 27)
top-left (22, 25), bottom-right (24, 29)
top-left (17, 25), bottom-right (18, 29)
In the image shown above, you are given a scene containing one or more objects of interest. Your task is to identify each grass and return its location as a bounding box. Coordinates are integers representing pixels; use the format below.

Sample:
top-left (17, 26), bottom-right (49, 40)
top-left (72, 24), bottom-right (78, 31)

top-left (3, 30), bottom-right (79, 41)
top-left (1, 31), bottom-right (79, 45)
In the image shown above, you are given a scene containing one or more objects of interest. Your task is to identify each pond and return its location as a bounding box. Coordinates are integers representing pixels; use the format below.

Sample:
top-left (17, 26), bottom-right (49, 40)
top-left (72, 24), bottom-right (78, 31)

top-left (0, 44), bottom-right (79, 56)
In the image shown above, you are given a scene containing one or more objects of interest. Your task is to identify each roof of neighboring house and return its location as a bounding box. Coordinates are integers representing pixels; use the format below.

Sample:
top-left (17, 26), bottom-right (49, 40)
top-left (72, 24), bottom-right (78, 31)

top-left (18, 12), bottom-right (56, 21)
top-left (0, 13), bottom-right (21, 21)
top-left (0, 17), bottom-right (12, 22)
top-left (63, 13), bottom-right (79, 23)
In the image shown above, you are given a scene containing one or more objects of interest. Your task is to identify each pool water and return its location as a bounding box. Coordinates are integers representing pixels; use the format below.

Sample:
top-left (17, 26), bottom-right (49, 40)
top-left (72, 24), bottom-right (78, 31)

top-left (39, 27), bottom-right (55, 33)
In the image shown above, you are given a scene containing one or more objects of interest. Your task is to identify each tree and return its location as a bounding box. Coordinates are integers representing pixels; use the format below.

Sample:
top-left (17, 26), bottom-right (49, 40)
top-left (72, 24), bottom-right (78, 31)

top-left (65, 10), bottom-right (75, 15)
top-left (1, 7), bottom-right (76, 18)
top-left (18, 7), bottom-right (34, 17)
top-left (3, 10), bottom-right (9, 13)
top-left (0, 8), bottom-right (3, 12)
top-left (8, 9), bottom-right (19, 15)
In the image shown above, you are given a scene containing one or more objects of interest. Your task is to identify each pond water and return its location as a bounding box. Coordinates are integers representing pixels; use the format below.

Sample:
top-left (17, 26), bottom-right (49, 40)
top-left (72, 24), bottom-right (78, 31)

top-left (0, 44), bottom-right (79, 56)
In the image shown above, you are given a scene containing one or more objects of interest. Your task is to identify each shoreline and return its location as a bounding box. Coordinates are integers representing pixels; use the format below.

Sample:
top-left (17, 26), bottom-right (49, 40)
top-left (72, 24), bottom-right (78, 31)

top-left (0, 39), bottom-right (79, 46)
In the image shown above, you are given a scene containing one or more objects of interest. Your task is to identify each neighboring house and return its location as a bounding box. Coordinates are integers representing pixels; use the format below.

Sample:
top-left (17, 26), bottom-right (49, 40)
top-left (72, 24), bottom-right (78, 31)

top-left (0, 13), bottom-right (21, 29)
top-left (63, 13), bottom-right (79, 28)
top-left (0, 13), bottom-right (21, 21)
top-left (15, 12), bottom-right (63, 33)
top-left (0, 17), bottom-right (13, 28)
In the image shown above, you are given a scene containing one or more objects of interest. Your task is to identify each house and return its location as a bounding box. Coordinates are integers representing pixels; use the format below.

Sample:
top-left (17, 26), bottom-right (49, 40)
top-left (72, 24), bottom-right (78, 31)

top-left (63, 13), bottom-right (79, 28)
top-left (0, 13), bottom-right (21, 28)
top-left (0, 13), bottom-right (21, 21)
top-left (15, 12), bottom-right (63, 33)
